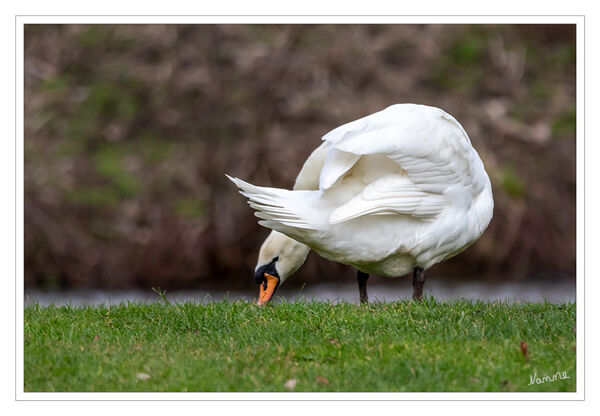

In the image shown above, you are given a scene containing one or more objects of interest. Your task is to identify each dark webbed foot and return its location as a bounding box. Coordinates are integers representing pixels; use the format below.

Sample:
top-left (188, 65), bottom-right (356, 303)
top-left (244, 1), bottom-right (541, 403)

top-left (357, 270), bottom-right (369, 304)
top-left (412, 266), bottom-right (425, 301)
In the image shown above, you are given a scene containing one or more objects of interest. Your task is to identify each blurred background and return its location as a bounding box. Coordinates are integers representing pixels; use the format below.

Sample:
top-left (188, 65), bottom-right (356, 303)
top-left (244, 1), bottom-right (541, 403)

top-left (24, 24), bottom-right (576, 303)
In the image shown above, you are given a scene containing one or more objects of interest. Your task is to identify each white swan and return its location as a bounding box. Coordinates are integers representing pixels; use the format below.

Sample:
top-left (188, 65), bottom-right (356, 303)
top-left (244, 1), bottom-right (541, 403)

top-left (228, 104), bottom-right (494, 305)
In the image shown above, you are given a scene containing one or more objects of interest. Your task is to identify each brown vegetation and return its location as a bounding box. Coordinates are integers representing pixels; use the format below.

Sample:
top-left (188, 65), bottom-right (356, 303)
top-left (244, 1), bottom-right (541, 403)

top-left (24, 24), bottom-right (576, 290)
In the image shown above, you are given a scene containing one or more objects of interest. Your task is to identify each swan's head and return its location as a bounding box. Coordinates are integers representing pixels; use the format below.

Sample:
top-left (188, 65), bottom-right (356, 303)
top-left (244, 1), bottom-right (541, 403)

top-left (254, 230), bottom-right (310, 305)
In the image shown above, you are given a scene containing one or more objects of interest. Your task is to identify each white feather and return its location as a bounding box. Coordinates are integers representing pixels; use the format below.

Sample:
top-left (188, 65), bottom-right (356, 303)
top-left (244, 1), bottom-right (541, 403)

top-left (227, 104), bottom-right (494, 277)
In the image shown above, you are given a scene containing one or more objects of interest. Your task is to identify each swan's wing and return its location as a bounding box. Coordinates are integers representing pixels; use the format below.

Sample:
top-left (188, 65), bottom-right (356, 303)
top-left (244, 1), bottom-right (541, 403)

top-left (329, 174), bottom-right (446, 224)
top-left (319, 148), bottom-right (360, 190)
top-left (293, 141), bottom-right (331, 191)
top-left (321, 104), bottom-right (477, 224)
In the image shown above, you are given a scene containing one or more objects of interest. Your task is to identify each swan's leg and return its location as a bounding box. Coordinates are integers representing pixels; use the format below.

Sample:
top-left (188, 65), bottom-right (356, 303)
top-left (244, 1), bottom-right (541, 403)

top-left (412, 266), bottom-right (425, 301)
top-left (357, 270), bottom-right (369, 304)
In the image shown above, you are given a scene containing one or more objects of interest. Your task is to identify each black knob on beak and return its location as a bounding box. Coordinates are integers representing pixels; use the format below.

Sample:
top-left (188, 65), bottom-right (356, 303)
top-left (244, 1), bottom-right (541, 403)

top-left (253, 257), bottom-right (279, 285)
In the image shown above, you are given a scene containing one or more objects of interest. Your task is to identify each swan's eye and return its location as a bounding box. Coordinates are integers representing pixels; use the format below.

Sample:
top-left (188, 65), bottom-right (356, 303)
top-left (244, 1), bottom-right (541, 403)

top-left (272, 256), bottom-right (279, 263)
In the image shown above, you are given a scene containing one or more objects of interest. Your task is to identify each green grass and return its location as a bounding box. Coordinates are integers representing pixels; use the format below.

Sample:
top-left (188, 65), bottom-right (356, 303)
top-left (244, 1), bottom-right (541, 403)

top-left (24, 298), bottom-right (576, 392)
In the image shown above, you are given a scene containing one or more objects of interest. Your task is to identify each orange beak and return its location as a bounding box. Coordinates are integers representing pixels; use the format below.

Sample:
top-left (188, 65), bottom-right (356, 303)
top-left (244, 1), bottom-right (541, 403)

top-left (258, 273), bottom-right (279, 306)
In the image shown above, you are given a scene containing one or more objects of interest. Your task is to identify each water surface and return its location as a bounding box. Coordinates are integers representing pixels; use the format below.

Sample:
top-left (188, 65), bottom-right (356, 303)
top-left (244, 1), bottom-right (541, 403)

top-left (25, 279), bottom-right (575, 306)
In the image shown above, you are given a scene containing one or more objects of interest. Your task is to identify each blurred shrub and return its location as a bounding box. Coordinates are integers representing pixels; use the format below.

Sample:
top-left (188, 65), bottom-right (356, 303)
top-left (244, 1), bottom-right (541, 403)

top-left (24, 24), bottom-right (576, 290)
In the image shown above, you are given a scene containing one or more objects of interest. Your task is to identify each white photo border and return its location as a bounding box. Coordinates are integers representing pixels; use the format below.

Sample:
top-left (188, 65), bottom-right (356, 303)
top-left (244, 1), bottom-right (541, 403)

top-left (15, 14), bottom-right (585, 401)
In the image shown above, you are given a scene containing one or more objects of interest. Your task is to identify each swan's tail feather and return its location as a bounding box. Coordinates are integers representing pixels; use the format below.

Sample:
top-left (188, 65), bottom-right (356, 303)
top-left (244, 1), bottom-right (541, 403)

top-left (226, 175), bottom-right (316, 232)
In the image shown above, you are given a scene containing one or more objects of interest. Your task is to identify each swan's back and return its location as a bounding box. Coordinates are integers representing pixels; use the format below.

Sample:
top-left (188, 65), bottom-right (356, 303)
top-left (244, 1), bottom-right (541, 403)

top-left (320, 104), bottom-right (486, 196)
top-left (313, 104), bottom-right (493, 273)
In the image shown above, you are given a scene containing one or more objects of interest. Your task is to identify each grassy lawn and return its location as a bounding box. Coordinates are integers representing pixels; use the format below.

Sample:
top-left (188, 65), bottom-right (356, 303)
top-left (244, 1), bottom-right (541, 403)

top-left (24, 298), bottom-right (576, 392)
